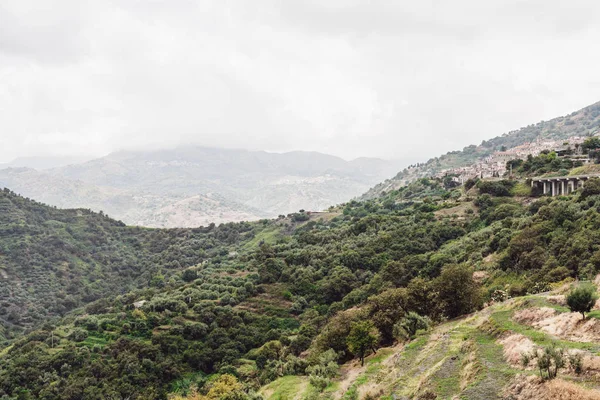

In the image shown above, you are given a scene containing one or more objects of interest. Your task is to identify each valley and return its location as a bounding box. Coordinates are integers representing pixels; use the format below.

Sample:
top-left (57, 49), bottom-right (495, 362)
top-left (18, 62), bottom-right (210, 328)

top-left (0, 148), bottom-right (402, 228)
top-left (3, 103), bottom-right (600, 399)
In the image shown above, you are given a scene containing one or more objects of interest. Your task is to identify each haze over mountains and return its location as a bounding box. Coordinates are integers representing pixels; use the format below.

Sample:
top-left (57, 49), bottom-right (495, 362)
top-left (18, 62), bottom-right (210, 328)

top-left (0, 147), bottom-right (402, 228)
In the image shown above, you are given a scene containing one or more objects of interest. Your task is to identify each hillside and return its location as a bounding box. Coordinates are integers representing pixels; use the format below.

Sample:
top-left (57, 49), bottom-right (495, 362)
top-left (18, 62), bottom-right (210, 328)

top-left (0, 147), bottom-right (402, 228)
top-left (260, 285), bottom-right (600, 400)
top-left (4, 163), bottom-right (600, 398)
top-left (0, 188), bottom-right (267, 338)
top-left (363, 100), bottom-right (600, 199)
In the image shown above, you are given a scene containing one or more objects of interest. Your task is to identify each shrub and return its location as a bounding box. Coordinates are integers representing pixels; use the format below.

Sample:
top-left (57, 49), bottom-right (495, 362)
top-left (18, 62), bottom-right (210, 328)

top-left (523, 345), bottom-right (565, 380)
top-left (568, 352), bottom-right (583, 375)
top-left (393, 312), bottom-right (430, 341)
top-left (476, 180), bottom-right (516, 197)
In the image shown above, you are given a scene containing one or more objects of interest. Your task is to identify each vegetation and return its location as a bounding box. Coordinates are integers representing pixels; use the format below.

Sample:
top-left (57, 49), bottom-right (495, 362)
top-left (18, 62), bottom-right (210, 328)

top-left (346, 321), bottom-right (380, 366)
top-left (364, 100), bottom-right (600, 198)
top-left (6, 150), bottom-right (600, 398)
top-left (506, 151), bottom-right (579, 177)
top-left (522, 345), bottom-right (565, 380)
top-left (566, 284), bottom-right (598, 319)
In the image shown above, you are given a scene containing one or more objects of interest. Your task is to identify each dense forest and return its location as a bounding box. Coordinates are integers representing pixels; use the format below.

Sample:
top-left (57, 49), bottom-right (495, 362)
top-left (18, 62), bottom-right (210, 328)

top-left (0, 188), bottom-right (264, 339)
top-left (3, 157), bottom-right (600, 399)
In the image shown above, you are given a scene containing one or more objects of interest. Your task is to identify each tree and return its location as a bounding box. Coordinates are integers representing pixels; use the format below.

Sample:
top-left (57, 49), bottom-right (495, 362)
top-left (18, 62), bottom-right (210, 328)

top-left (393, 312), bottom-right (430, 341)
top-left (582, 137), bottom-right (600, 152)
top-left (580, 178), bottom-right (600, 200)
top-left (367, 288), bottom-right (408, 343)
top-left (435, 264), bottom-right (482, 319)
top-left (182, 269), bottom-right (198, 282)
top-left (380, 261), bottom-right (412, 287)
top-left (566, 284), bottom-right (598, 320)
top-left (406, 277), bottom-right (440, 320)
top-left (346, 321), bottom-right (380, 366)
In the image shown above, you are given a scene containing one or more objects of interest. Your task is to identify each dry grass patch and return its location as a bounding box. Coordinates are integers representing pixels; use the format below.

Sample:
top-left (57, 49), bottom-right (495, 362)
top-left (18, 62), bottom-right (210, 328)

top-left (504, 374), bottom-right (600, 400)
top-left (512, 307), bottom-right (600, 343)
top-left (498, 334), bottom-right (535, 367)
top-left (534, 313), bottom-right (600, 342)
top-left (472, 271), bottom-right (489, 284)
top-left (513, 307), bottom-right (557, 325)
top-left (547, 295), bottom-right (566, 307)
top-left (459, 340), bottom-right (480, 390)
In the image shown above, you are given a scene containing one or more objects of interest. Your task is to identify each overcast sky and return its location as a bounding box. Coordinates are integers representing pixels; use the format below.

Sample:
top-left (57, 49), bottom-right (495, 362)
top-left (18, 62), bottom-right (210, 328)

top-left (1, 0), bottom-right (600, 163)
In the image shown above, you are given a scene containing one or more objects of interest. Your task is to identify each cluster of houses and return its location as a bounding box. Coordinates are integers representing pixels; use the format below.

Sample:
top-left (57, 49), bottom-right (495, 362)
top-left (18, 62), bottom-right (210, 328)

top-left (437, 136), bottom-right (589, 183)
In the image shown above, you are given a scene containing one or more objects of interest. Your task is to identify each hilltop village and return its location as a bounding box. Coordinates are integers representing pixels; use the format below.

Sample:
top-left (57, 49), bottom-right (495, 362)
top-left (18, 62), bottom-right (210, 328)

top-left (435, 136), bottom-right (591, 182)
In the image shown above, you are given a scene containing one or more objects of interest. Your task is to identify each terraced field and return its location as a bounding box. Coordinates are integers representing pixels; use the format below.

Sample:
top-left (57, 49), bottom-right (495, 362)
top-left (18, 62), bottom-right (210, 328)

top-left (260, 283), bottom-right (600, 399)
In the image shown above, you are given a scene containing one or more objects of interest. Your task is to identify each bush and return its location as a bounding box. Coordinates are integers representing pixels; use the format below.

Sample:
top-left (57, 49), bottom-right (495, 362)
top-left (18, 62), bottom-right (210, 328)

top-left (522, 345), bottom-right (565, 380)
top-left (476, 180), bottom-right (516, 197)
top-left (68, 328), bottom-right (88, 342)
top-left (393, 312), bottom-right (430, 341)
top-left (568, 352), bottom-right (583, 375)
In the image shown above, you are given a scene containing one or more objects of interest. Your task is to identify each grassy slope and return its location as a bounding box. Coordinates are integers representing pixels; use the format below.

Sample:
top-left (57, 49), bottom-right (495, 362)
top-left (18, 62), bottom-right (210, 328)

top-left (261, 286), bottom-right (600, 400)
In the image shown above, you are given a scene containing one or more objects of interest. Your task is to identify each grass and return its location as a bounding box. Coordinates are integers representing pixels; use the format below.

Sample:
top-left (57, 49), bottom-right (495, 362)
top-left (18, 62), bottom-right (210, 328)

top-left (569, 164), bottom-right (600, 176)
top-left (341, 348), bottom-right (395, 400)
top-left (460, 329), bottom-right (520, 400)
top-left (511, 182), bottom-right (532, 197)
top-left (242, 225), bottom-right (283, 251)
top-left (0, 345), bottom-right (12, 357)
top-left (260, 375), bottom-right (308, 400)
top-left (79, 335), bottom-right (109, 348)
top-left (490, 306), bottom-right (600, 352)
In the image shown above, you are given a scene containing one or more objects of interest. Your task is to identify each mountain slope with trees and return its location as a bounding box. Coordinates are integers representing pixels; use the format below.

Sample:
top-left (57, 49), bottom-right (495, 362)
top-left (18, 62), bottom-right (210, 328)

top-left (4, 162), bottom-right (600, 398)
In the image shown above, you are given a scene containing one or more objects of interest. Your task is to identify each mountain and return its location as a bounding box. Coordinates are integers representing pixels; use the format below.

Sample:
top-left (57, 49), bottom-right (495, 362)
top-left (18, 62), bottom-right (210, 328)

top-left (3, 167), bottom-right (600, 399)
top-left (0, 167), bottom-right (267, 227)
top-left (0, 147), bottom-right (402, 228)
top-left (0, 155), bottom-right (92, 170)
top-left (363, 100), bottom-right (600, 198)
top-left (5, 106), bottom-right (600, 399)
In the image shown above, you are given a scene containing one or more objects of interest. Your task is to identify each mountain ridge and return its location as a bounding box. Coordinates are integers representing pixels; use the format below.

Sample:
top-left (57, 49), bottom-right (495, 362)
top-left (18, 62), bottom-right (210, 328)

top-left (362, 100), bottom-right (600, 199)
top-left (0, 147), bottom-right (402, 228)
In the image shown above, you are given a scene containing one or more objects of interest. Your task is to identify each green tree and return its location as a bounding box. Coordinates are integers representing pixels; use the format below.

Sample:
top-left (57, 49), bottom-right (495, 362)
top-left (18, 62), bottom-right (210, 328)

top-left (580, 178), bottom-right (600, 200)
top-left (346, 321), bottom-right (380, 366)
top-left (435, 264), bottom-right (482, 319)
top-left (367, 288), bottom-right (408, 343)
top-left (566, 284), bottom-right (598, 320)
top-left (582, 137), bottom-right (600, 151)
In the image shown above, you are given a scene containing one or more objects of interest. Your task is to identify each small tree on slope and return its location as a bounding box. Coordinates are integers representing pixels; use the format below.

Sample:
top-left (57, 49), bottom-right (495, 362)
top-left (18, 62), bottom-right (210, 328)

top-left (566, 284), bottom-right (598, 320)
top-left (347, 321), bottom-right (380, 366)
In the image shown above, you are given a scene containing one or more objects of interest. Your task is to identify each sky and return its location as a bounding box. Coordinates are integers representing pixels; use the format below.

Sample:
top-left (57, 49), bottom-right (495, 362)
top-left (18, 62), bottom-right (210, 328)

top-left (1, 0), bottom-right (600, 164)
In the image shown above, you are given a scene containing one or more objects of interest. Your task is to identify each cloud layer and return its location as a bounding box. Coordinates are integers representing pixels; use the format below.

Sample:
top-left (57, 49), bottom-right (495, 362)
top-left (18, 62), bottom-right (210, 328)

top-left (1, 0), bottom-right (600, 163)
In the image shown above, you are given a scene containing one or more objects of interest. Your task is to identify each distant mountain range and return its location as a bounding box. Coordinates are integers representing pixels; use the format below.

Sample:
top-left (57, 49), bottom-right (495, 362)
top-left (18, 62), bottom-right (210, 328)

top-left (0, 147), bottom-right (402, 228)
top-left (0, 155), bottom-right (92, 170)
top-left (362, 100), bottom-right (600, 199)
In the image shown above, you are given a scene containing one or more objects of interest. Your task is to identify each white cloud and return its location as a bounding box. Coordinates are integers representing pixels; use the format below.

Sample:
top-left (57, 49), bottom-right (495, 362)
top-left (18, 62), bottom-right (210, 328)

top-left (1, 0), bottom-right (600, 163)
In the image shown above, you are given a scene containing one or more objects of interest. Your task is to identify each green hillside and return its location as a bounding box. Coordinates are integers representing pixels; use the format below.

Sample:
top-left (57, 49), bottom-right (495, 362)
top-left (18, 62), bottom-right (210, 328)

top-left (4, 161), bottom-right (600, 398)
top-left (0, 188), bottom-right (264, 338)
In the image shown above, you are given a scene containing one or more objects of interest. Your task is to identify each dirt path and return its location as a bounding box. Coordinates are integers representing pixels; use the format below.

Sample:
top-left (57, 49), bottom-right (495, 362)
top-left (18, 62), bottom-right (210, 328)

top-left (334, 361), bottom-right (365, 400)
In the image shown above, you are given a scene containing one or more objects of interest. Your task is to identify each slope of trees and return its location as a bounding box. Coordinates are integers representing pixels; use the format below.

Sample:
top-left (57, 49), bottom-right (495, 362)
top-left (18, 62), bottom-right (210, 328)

top-left (0, 188), bottom-right (260, 337)
top-left (3, 172), bottom-right (600, 398)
